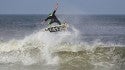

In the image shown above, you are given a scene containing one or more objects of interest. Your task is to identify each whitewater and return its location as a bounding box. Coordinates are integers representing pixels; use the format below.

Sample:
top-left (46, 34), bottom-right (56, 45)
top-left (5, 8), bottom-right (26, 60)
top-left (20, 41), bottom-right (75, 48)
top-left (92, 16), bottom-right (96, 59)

top-left (0, 26), bottom-right (124, 70)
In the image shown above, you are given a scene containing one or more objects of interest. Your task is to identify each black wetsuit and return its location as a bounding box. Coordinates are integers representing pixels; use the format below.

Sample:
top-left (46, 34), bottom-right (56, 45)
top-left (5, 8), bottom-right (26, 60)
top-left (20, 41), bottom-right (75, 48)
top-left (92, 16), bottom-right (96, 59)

top-left (45, 10), bottom-right (61, 25)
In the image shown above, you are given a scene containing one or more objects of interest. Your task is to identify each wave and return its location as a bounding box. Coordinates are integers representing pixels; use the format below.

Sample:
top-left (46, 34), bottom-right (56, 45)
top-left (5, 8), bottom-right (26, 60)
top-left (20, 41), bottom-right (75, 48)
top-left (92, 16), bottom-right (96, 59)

top-left (0, 26), bottom-right (124, 70)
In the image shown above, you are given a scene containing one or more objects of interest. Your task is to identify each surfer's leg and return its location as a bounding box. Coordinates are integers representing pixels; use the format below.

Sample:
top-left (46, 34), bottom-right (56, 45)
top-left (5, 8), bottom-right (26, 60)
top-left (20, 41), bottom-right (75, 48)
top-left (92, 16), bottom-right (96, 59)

top-left (55, 19), bottom-right (61, 25)
top-left (48, 20), bottom-right (53, 27)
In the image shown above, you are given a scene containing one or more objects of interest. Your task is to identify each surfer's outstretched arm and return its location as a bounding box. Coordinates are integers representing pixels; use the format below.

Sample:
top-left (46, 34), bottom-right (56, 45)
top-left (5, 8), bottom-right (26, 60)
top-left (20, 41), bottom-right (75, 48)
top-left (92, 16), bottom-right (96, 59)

top-left (41, 16), bottom-right (50, 24)
top-left (45, 17), bottom-right (50, 21)
top-left (52, 3), bottom-right (58, 15)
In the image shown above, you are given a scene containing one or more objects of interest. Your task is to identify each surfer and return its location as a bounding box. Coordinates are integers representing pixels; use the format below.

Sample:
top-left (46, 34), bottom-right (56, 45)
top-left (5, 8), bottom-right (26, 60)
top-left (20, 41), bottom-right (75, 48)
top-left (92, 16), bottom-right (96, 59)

top-left (42, 1), bottom-right (68, 32)
top-left (42, 3), bottom-right (61, 26)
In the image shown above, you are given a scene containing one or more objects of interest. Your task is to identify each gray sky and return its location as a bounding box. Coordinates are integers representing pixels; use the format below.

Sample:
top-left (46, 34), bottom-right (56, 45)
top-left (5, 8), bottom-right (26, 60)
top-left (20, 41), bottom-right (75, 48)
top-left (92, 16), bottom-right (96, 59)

top-left (0, 0), bottom-right (125, 14)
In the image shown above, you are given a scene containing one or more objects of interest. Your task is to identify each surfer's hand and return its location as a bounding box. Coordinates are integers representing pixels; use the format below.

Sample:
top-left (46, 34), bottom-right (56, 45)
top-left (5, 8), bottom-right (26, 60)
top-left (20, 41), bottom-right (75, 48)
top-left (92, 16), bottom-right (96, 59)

top-left (55, 3), bottom-right (58, 10)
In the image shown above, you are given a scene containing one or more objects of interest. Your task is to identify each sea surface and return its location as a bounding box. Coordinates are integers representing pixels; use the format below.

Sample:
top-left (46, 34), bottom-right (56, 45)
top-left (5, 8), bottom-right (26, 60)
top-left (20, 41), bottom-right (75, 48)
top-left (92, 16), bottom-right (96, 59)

top-left (0, 15), bottom-right (125, 70)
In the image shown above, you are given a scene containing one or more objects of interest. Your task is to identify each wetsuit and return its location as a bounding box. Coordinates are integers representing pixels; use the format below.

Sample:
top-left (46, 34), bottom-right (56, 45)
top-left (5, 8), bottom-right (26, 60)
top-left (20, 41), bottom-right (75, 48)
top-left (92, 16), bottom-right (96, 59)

top-left (45, 10), bottom-right (61, 25)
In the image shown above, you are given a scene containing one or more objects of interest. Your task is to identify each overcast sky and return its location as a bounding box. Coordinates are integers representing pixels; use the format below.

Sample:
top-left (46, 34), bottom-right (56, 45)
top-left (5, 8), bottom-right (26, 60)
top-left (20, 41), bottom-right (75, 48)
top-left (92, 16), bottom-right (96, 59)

top-left (0, 0), bottom-right (125, 14)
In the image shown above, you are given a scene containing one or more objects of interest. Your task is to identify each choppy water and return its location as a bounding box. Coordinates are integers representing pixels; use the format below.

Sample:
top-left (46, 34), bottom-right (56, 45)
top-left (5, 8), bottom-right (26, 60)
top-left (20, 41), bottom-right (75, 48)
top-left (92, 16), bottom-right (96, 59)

top-left (0, 15), bottom-right (125, 70)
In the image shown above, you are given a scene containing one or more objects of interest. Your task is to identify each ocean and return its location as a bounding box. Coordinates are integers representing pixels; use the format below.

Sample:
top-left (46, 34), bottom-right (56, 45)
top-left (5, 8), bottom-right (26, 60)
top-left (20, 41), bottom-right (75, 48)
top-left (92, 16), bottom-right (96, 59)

top-left (0, 15), bottom-right (125, 70)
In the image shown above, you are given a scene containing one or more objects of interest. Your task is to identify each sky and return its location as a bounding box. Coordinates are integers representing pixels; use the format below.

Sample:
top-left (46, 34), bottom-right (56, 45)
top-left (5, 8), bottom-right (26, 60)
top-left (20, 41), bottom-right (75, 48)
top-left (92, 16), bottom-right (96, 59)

top-left (0, 0), bottom-right (125, 14)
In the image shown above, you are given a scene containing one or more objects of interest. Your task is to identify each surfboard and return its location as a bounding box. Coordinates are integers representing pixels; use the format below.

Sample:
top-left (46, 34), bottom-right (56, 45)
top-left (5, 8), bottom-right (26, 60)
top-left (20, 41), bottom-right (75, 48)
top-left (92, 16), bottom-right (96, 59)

top-left (45, 23), bottom-right (68, 32)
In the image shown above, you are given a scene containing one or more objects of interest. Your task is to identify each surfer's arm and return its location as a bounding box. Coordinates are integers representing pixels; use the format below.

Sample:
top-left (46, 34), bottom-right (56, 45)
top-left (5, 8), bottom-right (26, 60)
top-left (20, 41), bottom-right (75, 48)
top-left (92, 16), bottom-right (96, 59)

top-left (52, 10), bottom-right (56, 15)
top-left (41, 17), bottom-right (50, 24)
top-left (45, 17), bottom-right (51, 21)
top-left (41, 17), bottom-right (48, 22)
top-left (52, 3), bottom-right (58, 15)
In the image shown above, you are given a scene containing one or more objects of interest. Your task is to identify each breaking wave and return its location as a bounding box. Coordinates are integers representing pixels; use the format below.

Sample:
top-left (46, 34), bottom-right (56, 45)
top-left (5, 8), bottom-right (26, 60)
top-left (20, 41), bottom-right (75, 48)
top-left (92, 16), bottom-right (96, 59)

top-left (0, 26), bottom-right (125, 70)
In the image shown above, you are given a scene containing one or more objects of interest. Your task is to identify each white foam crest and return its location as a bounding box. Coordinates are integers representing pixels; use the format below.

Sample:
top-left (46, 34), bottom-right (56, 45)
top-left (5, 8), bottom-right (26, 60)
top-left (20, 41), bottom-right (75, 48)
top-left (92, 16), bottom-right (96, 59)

top-left (0, 27), bottom-right (77, 65)
top-left (0, 25), bottom-right (118, 65)
top-left (0, 39), bottom-right (21, 52)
